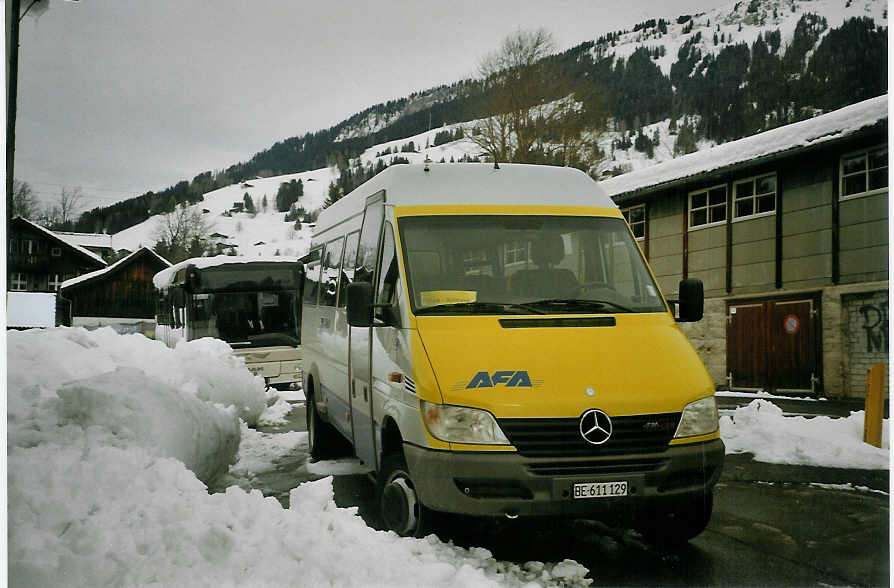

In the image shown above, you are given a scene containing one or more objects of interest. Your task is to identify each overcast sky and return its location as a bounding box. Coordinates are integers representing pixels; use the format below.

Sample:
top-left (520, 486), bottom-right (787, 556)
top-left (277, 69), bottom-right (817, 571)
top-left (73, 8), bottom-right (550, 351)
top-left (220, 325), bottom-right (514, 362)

top-left (15, 0), bottom-right (725, 210)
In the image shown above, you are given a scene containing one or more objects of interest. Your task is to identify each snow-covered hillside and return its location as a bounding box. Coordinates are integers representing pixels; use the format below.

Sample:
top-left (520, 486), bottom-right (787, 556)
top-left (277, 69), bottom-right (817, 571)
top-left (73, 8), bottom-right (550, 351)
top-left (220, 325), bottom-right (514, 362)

top-left (599, 0), bottom-right (886, 77)
top-left (109, 0), bottom-right (885, 260)
top-left (114, 168), bottom-right (335, 257)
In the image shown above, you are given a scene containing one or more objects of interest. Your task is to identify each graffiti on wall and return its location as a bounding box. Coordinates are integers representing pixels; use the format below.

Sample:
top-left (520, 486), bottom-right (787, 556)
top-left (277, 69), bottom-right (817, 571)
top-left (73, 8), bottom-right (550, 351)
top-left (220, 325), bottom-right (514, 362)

top-left (858, 300), bottom-right (889, 353)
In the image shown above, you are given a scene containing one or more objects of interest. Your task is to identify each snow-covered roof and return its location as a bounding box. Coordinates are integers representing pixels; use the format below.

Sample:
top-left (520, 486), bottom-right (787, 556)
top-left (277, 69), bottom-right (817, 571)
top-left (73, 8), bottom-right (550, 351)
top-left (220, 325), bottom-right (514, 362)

top-left (601, 95), bottom-right (888, 200)
top-left (315, 163), bottom-right (616, 235)
top-left (13, 217), bottom-right (108, 266)
top-left (152, 255), bottom-right (300, 290)
top-left (54, 231), bottom-right (114, 250)
top-left (6, 292), bottom-right (56, 328)
top-left (60, 247), bottom-right (172, 290)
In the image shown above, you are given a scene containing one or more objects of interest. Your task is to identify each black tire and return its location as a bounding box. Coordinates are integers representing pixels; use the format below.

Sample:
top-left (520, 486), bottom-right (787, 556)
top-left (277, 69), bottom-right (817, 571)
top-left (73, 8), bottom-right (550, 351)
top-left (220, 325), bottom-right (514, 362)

top-left (376, 452), bottom-right (432, 537)
top-left (305, 386), bottom-right (347, 461)
top-left (638, 492), bottom-right (713, 546)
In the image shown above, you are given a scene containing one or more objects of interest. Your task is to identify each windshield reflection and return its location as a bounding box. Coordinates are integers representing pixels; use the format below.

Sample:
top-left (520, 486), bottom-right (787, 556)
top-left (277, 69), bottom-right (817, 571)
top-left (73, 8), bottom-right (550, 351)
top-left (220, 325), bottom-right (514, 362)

top-left (191, 291), bottom-right (298, 347)
top-left (398, 215), bottom-right (667, 315)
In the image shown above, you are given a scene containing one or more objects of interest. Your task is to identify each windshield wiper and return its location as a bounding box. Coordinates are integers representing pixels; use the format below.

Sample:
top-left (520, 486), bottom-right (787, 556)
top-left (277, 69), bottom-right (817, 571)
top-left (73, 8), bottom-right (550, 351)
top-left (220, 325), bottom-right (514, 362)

top-left (521, 298), bottom-right (636, 313)
top-left (415, 301), bottom-right (546, 315)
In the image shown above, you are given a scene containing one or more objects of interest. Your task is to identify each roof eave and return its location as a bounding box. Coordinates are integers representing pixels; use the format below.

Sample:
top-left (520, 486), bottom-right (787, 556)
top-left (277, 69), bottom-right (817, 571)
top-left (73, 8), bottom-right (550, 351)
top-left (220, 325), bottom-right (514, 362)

top-left (611, 122), bottom-right (887, 204)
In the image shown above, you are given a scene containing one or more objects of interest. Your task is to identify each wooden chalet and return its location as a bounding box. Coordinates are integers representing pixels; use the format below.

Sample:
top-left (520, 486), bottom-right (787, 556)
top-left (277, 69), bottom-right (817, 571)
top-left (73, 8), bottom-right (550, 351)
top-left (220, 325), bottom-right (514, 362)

top-left (7, 216), bottom-right (107, 292)
top-left (60, 247), bottom-right (171, 321)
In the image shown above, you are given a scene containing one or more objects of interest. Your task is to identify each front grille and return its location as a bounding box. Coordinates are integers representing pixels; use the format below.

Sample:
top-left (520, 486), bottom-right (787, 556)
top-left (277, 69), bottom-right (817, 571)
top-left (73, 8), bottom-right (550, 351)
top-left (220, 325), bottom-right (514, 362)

top-left (526, 457), bottom-right (668, 477)
top-left (498, 413), bottom-right (681, 458)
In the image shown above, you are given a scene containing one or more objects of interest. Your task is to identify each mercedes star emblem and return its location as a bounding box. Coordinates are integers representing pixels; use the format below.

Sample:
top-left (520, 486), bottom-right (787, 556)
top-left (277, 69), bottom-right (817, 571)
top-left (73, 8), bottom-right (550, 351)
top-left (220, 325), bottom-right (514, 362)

top-left (579, 409), bottom-right (613, 445)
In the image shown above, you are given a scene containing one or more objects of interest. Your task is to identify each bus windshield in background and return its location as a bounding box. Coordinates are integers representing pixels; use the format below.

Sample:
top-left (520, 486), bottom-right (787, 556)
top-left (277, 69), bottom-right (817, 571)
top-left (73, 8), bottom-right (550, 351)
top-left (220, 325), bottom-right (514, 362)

top-left (190, 290), bottom-right (298, 348)
top-left (195, 265), bottom-right (299, 293)
top-left (398, 215), bottom-right (667, 316)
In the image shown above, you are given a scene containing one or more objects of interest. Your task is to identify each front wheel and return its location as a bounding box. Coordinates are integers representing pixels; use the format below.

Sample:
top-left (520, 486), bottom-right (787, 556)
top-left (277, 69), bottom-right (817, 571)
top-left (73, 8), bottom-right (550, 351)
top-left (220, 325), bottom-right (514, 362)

top-left (306, 388), bottom-right (346, 460)
top-left (376, 452), bottom-right (432, 537)
top-left (637, 492), bottom-right (713, 546)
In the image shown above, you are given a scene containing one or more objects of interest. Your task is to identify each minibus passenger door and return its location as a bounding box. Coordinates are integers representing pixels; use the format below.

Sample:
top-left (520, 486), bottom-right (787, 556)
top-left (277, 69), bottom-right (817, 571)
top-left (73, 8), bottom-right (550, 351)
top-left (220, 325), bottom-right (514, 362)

top-left (348, 191), bottom-right (385, 470)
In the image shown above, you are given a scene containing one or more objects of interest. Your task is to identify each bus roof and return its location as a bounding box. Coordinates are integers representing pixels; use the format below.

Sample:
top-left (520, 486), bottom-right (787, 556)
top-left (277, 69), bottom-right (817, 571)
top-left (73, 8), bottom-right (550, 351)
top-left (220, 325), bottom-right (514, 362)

top-left (153, 255), bottom-right (299, 290)
top-left (314, 163), bottom-right (615, 236)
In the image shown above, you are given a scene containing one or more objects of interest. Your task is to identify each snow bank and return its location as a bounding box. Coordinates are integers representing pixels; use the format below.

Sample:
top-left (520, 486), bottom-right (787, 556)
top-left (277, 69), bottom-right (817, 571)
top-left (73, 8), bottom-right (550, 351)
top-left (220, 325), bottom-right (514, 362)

top-left (8, 326), bottom-right (269, 427)
top-left (7, 327), bottom-right (271, 483)
top-left (720, 400), bottom-right (890, 470)
top-left (9, 327), bottom-right (591, 587)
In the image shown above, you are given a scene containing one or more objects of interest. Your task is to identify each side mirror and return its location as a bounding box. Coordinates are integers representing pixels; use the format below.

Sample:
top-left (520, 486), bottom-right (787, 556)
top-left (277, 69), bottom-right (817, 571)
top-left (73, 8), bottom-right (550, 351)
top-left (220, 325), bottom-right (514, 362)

top-left (676, 278), bottom-right (704, 322)
top-left (346, 282), bottom-right (374, 327)
top-left (185, 266), bottom-right (201, 293)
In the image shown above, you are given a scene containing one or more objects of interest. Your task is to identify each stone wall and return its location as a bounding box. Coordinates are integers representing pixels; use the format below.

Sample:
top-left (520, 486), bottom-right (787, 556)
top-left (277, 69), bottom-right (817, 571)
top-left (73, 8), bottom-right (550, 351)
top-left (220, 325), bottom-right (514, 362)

top-left (841, 289), bottom-right (889, 398)
top-left (678, 297), bottom-right (727, 388)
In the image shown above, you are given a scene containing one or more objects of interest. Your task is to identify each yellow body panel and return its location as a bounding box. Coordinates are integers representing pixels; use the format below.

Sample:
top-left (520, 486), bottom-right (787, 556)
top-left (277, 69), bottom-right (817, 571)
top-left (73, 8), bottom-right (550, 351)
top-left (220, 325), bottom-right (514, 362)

top-left (414, 313), bottom-right (715, 421)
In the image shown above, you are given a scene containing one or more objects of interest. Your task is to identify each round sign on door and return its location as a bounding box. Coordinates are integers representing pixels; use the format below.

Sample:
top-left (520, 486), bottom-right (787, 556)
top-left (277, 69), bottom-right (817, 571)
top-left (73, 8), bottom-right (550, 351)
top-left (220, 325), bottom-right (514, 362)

top-left (783, 313), bottom-right (800, 335)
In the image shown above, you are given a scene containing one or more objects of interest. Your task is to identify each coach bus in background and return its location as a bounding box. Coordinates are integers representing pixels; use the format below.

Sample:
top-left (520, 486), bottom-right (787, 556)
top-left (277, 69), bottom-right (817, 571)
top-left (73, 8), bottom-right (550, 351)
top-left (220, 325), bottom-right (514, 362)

top-left (154, 256), bottom-right (303, 389)
top-left (300, 163), bottom-right (722, 543)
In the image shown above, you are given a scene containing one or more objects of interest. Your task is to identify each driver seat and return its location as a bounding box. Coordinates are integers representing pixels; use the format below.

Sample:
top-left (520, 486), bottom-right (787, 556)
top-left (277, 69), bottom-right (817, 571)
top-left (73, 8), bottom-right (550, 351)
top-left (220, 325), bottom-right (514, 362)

top-left (510, 235), bottom-right (578, 298)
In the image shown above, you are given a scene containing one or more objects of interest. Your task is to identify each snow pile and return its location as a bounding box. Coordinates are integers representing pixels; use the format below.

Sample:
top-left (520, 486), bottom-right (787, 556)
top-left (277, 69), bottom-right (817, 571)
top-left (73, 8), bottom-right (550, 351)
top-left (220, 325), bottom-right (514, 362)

top-left (6, 327), bottom-right (272, 482)
top-left (8, 327), bottom-right (592, 587)
top-left (9, 326), bottom-right (269, 427)
top-left (720, 400), bottom-right (890, 469)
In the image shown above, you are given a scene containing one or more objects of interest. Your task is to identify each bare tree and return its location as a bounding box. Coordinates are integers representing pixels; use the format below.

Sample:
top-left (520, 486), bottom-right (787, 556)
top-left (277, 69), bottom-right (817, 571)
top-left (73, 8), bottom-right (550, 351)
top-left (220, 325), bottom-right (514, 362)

top-left (8, 179), bottom-right (39, 219)
top-left (152, 205), bottom-right (213, 263)
top-left (42, 186), bottom-right (85, 227)
top-left (59, 186), bottom-right (84, 224)
top-left (470, 29), bottom-right (605, 168)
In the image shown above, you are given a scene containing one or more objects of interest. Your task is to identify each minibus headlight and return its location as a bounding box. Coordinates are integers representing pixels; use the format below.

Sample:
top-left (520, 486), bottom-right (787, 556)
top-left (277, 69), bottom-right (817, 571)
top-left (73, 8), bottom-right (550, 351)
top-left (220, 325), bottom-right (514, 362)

top-left (673, 396), bottom-right (719, 438)
top-left (421, 401), bottom-right (510, 445)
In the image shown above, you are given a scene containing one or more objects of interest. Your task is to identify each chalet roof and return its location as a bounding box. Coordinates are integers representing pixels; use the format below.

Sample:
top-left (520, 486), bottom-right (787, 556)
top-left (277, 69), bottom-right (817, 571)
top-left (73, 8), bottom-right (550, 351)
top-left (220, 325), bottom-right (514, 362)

top-left (54, 231), bottom-right (114, 250)
top-left (11, 217), bottom-right (107, 267)
top-left (601, 95), bottom-right (889, 201)
top-left (60, 247), bottom-right (171, 290)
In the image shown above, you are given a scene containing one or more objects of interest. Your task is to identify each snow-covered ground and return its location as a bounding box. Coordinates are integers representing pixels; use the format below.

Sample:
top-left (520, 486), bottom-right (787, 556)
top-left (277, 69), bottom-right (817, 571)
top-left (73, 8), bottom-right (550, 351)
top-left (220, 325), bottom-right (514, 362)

top-left (7, 327), bottom-right (590, 587)
top-left (7, 327), bottom-right (889, 587)
top-left (719, 399), bottom-right (889, 470)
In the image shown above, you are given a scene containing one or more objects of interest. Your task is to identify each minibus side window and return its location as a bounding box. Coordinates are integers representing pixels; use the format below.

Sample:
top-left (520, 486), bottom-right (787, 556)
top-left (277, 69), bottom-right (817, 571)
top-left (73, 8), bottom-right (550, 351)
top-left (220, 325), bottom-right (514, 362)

top-left (375, 223), bottom-right (399, 324)
top-left (303, 247), bottom-right (323, 306)
top-left (338, 232), bottom-right (360, 308)
top-left (320, 237), bottom-right (344, 307)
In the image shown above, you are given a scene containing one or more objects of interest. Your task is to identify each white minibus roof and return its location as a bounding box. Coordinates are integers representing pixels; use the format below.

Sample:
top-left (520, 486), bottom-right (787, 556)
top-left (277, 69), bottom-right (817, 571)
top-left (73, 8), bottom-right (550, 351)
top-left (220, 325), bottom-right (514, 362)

top-left (314, 163), bottom-right (616, 236)
top-left (153, 255), bottom-right (299, 290)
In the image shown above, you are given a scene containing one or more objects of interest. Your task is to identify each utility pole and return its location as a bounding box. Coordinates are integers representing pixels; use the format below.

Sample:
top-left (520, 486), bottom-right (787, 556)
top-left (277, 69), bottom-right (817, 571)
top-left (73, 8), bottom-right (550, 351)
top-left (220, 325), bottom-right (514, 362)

top-left (7, 0), bottom-right (22, 204)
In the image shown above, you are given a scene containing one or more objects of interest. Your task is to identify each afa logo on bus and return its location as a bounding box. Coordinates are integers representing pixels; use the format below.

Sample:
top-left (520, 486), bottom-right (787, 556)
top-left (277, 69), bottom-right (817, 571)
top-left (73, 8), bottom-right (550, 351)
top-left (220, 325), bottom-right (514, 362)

top-left (466, 370), bottom-right (533, 388)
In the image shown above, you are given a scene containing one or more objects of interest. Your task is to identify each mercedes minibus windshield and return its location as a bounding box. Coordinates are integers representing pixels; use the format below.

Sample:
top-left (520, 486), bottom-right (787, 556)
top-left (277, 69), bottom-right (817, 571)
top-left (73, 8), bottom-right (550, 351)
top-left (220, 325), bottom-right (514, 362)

top-left (398, 215), bottom-right (667, 315)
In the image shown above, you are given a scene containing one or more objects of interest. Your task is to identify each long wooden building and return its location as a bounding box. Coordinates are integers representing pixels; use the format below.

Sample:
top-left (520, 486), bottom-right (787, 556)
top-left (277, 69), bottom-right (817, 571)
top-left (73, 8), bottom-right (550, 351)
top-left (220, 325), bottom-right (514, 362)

top-left (601, 95), bottom-right (888, 399)
top-left (60, 247), bottom-right (171, 333)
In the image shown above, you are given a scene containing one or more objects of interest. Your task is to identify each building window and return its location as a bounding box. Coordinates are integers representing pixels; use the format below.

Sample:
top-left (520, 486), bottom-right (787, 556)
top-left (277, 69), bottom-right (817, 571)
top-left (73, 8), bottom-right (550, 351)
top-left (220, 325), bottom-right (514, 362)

top-left (10, 273), bottom-right (27, 291)
top-left (841, 146), bottom-right (888, 199)
top-left (689, 185), bottom-right (727, 229)
top-left (504, 241), bottom-right (530, 265)
top-left (48, 274), bottom-right (63, 291)
top-left (734, 173), bottom-right (776, 220)
top-left (621, 204), bottom-right (646, 240)
top-left (51, 247), bottom-right (62, 257)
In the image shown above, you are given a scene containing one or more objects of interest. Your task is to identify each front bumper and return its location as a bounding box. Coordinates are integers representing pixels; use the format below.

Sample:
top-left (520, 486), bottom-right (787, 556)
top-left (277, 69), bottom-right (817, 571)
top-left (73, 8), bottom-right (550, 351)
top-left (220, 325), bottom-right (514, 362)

top-left (404, 438), bottom-right (724, 519)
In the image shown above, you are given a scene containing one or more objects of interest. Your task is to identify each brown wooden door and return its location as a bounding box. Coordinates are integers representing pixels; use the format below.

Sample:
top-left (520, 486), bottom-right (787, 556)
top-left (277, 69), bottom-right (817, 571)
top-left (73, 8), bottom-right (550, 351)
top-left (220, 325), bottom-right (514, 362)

top-left (727, 303), bottom-right (766, 389)
top-left (768, 299), bottom-right (817, 392)
top-left (727, 297), bottom-right (820, 393)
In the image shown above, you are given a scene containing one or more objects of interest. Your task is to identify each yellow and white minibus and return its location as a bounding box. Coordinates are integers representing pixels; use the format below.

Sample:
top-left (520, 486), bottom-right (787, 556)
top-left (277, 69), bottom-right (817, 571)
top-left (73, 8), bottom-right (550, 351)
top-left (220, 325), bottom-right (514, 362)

top-left (154, 256), bottom-right (303, 389)
top-left (300, 163), bottom-right (723, 542)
